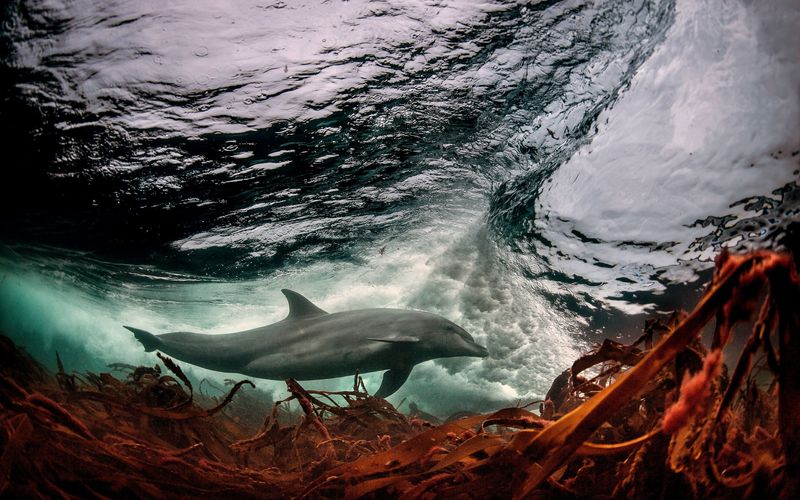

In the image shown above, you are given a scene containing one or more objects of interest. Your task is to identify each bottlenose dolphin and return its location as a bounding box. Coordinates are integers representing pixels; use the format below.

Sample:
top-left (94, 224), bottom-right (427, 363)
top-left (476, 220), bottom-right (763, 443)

top-left (124, 289), bottom-right (488, 397)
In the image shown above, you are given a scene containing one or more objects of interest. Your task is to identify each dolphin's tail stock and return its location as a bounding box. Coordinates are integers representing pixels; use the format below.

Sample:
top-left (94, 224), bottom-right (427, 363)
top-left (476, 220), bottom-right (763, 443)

top-left (124, 326), bottom-right (162, 352)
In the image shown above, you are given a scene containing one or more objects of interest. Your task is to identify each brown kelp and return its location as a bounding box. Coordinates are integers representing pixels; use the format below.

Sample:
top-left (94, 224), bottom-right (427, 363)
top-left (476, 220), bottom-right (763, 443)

top-left (1, 249), bottom-right (798, 498)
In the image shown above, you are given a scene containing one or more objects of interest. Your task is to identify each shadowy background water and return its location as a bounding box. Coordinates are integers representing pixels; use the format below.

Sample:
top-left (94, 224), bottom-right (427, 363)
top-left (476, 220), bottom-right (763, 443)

top-left (1, 0), bottom-right (798, 416)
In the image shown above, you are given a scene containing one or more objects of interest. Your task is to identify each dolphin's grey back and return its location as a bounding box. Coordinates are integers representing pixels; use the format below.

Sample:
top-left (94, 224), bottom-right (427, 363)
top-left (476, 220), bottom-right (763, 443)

top-left (128, 308), bottom-right (431, 378)
top-left (237, 309), bottom-right (431, 379)
top-left (125, 289), bottom-right (488, 396)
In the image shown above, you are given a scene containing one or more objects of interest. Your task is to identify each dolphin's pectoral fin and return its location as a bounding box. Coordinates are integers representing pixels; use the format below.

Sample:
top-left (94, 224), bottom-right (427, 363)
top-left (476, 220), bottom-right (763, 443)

top-left (368, 336), bottom-right (420, 343)
top-left (281, 289), bottom-right (328, 319)
top-left (374, 365), bottom-right (413, 398)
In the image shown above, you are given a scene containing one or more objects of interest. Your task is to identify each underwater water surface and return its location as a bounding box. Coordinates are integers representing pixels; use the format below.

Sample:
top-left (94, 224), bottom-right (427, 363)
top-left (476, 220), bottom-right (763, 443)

top-left (1, 0), bottom-right (798, 416)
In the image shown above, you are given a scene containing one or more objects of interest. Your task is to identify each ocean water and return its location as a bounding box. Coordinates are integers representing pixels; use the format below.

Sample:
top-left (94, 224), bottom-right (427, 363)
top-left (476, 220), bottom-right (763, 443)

top-left (1, 0), bottom-right (798, 417)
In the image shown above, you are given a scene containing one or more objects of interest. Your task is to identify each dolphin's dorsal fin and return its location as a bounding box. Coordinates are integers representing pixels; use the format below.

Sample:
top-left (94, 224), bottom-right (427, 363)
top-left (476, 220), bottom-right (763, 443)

top-left (368, 336), bottom-right (420, 343)
top-left (281, 289), bottom-right (328, 319)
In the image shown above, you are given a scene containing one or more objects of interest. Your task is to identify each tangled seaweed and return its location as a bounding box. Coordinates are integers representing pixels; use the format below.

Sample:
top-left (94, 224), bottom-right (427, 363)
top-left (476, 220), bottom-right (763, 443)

top-left (1, 250), bottom-right (798, 498)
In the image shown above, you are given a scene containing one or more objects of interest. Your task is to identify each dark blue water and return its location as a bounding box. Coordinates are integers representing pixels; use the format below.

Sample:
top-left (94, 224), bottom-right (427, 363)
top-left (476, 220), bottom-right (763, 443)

top-left (1, 0), bottom-right (798, 415)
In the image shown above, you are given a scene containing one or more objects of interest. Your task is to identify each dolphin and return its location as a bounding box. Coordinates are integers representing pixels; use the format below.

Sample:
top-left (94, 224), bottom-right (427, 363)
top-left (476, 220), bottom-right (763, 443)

top-left (124, 289), bottom-right (488, 397)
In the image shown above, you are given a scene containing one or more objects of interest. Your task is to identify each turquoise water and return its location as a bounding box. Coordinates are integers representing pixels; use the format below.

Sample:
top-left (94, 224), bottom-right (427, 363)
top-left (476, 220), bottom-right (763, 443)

top-left (1, 0), bottom-right (798, 416)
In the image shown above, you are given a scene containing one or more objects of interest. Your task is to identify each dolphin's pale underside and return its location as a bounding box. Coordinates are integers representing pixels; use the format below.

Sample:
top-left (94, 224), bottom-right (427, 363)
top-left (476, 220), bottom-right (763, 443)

top-left (125, 289), bottom-right (488, 397)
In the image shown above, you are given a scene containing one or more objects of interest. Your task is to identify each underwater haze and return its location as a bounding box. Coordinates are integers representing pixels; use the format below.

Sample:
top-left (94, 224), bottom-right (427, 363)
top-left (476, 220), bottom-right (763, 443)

top-left (1, 0), bottom-right (798, 417)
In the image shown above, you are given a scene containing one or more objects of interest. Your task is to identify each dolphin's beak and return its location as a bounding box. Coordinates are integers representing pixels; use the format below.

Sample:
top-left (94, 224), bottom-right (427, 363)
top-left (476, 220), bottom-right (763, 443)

top-left (473, 344), bottom-right (489, 358)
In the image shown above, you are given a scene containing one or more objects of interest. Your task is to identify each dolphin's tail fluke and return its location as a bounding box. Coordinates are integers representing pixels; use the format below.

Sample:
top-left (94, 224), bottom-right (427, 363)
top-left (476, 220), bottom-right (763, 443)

top-left (124, 326), bottom-right (162, 352)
